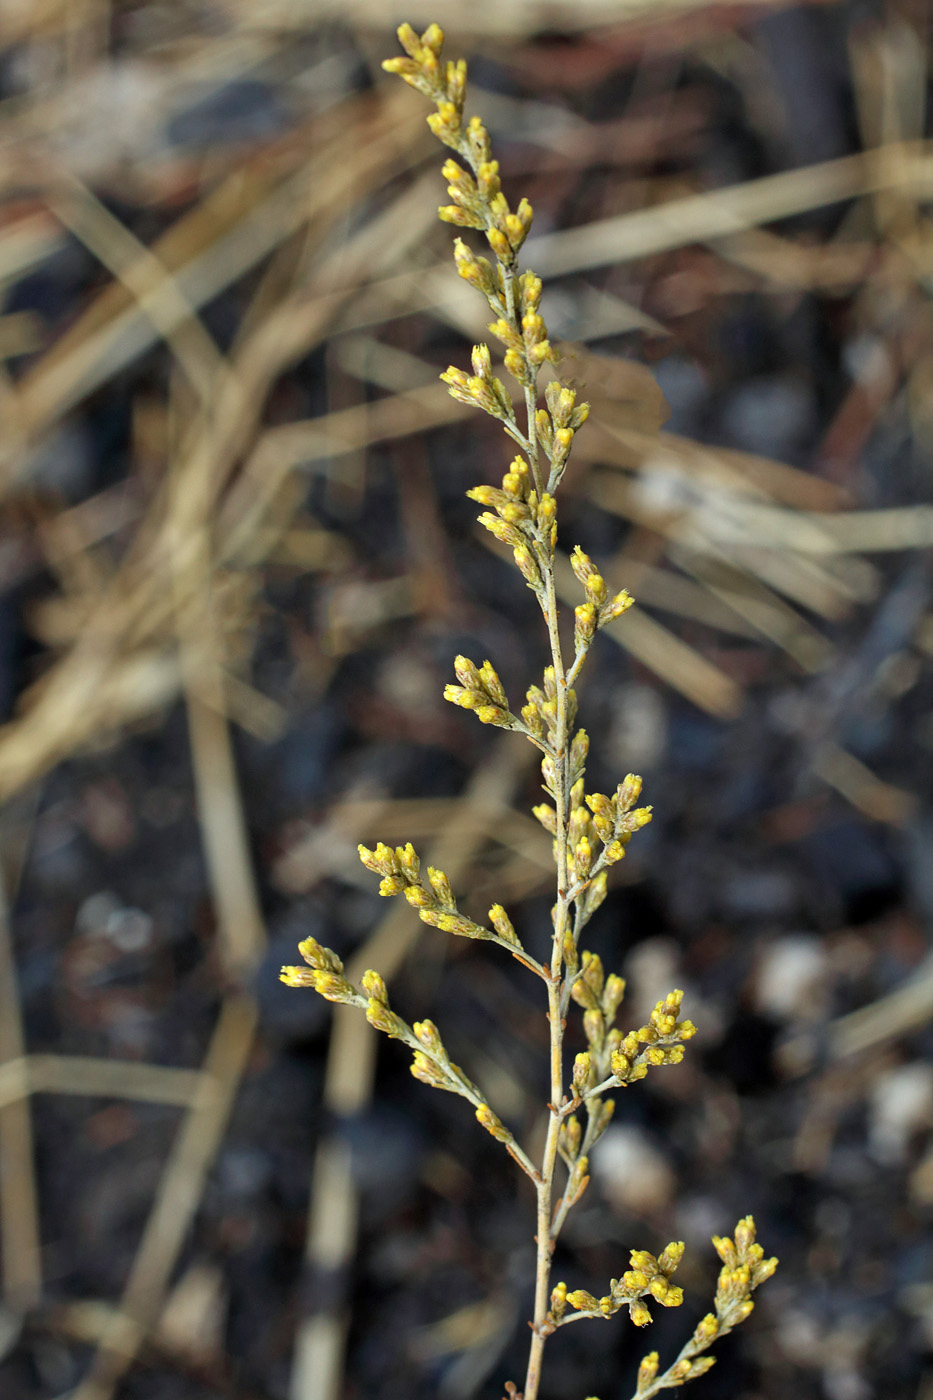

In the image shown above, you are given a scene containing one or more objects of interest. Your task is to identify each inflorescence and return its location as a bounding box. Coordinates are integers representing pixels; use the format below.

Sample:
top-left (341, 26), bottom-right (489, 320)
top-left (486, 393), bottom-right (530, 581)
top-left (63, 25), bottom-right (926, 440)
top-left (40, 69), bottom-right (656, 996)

top-left (282, 23), bottom-right (777, 1400)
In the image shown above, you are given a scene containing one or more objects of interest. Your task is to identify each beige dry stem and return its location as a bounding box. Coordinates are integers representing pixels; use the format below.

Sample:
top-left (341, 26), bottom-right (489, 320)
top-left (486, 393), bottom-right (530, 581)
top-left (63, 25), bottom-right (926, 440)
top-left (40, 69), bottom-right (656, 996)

top-left (283, 23), bottom-right (777, 1400)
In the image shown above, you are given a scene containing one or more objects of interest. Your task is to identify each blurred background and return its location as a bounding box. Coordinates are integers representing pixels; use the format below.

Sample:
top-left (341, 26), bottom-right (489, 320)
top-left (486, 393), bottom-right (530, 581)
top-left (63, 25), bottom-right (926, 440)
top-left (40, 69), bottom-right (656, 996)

top-left (0, 1), bottom-right (931, 1398)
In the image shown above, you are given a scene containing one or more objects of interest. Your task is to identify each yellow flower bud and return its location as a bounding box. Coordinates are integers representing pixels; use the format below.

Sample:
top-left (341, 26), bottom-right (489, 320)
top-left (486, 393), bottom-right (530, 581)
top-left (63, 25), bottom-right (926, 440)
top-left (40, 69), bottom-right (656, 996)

top-left (513, 543), bottom-right (542, 589)
top-left (413, 1019), bottom-right (443, 1052)
top-left (637, 1353), bottom-right (659, 1390)
top-left (279, 965), bottom-right (316, 987)
top-left (694, 1312), bottom-right (719, 1343)
top-left (572, 1052), bottom-right (592, 1093)
top-left (489, 905), bottom-right (518, 943)
top-left (437, 202), bottom-right (481, 227)
top-left (603, 590), bottom-right (635, 623)
top-left (476, 1104), bottom-right (511, 1142)
top-left (396, 22), bottom-right (421, 56)
top-left (361, 969), bottom-right (388, 1003)
top-left (504, 348), bottom-right (528, 383)
top-left (487, 228), bottom-right (512, 261)
top-left (629, 1300), bottom-right (652, 1327)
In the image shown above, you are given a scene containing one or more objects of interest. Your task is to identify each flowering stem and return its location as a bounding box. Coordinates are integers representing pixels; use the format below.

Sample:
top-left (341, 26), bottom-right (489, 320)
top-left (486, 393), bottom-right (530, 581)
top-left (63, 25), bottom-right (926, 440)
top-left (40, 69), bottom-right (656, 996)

top-left (524, 366), bottom-right (573, 1400)
top-left (503, 268), bottom-right (545, 497)
top-left (525, 976), bottom-right (563, 1400)
top-left (341, 27), bottom-right (780, 1400)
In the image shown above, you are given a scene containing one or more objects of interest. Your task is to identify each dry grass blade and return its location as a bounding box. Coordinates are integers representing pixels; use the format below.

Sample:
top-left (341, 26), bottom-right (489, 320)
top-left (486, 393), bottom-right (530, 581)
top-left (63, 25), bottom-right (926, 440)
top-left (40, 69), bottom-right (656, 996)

top-left (527, 143), bottom-right (933, 277)
top-left (597, 596), bottom-right (744, 718)
top-left (720, 546), bottom-right (878, 617)
top-left (69, 994), bottom-right (257, 1400)
top-left (666, 547), bottom-right (835, 672)
top-left (0, 1056), bottom-right (202, 1111)
top-left (588, 471), bottom-right (873, 619)
top-left (605, 562), bottom-right (763, 637)
top-left (185, 692), bottom-right (267, 975)
top-left (45, 170), bottom-right (226, 400)
top-left (780, 951), bottom-right (933, 1075)
top-left (0, 650), bottom-right (183, 803)
top-left (807, 506), bottom-right (933, 553)
top-left (713, 225), bottom-right (875, 292)
top-left (824, 952), bottom-right (933, 1060)
top-left (272, 796), bottom-right (392, 894)
top-left (169, 394), bottom-right (267, 976)
top-left (0, 212), bottom-right (65, 286)
top-left (4, 87), bottom-right (424, 482)
top-left (0, 869), bottom-right (41, 1311)
top-left (813, 743), bottom-right (917, 825)
top-left (583, 421), bottom-right (850, 512)
top-left (223, 383), bottom-right (461, 555)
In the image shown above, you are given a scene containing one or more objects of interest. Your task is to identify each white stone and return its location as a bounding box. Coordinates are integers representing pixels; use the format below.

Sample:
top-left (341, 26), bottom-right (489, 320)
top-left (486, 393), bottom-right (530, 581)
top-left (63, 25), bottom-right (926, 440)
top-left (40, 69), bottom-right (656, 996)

top-left (754, 935), bottom-right (829, 1022)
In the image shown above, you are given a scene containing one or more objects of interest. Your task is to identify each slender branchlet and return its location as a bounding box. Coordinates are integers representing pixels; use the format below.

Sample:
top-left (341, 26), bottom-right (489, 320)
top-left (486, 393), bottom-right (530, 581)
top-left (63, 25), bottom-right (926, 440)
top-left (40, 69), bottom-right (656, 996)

top-left (282, 24), bottom-right (777, 1400)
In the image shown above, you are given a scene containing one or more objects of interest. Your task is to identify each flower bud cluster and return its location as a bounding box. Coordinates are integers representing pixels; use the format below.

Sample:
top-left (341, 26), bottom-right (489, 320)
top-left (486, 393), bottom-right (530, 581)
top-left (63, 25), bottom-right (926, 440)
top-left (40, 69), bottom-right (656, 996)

top-left (556, 951), bottom-right (632, 1172)
top-left (561, 1240), bottom-right (685, 1329)
top-left (570, 544), bottom-right (634, 653)
top-left (569, 988), bottom-right (696, 1107)
top-left (608, 989), bottom-right (697, 1087)
top-left (636, 1352), bottom-right (660, 1392)
top-left (533, 380), bottom-right (590, 486)
top-left (565, 773), bottom-right (596, 888)
top-left (443, 127), bottom-right (531, 265)
top-left (487, 904), bottom-right (519, 945)
top-left (443, 653), bottom-right (516, 728)
top-left (519, 665), bottom-right (577, 751)
top-left (566, 951), bottom-right (628, 1139)
top-left (534, 768), bottom-right (632, 958)
top-left (630, 1219), bottom-right (778, 1396)
top-left (559, 1152), bottom-right (590, 1211)
top-left (283, 926), bottom-right (494, 1110)
top-left (382, 23), bottom-right (472, 164)
top-left (711, 1216), bottom-right (778, 1325)
top-left (439, 156), bottom-right (526, 244)
top-left (469, 459), bottom-right (559, 599)
top-left (571, 952), bottom-right (626, 1042)
top-left (585, 772), bottom-right (653, 866)
top-left (360, 967), bottom-right (410, 1039)
top-left (279, 937), bottom-right (364, 1005)
top-left (636, 1349), bottom-right (715, 1394)
top-left (549, 1280), bottom-right (569, 1323)
top-left (452, 238), bottom-right (501, 307)
top-left (488, 297), bottom-right (557, 388)
top-left (409, 1017), bottom-right (483, 1100)
top-left (383, 26), bottom-right (534, 267)
top-left (534, 771), bottom-right (649, 934)
top-left (357, 840), bottom-right (523, 952)
top-left (381, 22), bottom-right (449, 97)
top-left (441, 348), bottom-right (513, 425)
top-left (280, 944), bottom-right (475, 1096)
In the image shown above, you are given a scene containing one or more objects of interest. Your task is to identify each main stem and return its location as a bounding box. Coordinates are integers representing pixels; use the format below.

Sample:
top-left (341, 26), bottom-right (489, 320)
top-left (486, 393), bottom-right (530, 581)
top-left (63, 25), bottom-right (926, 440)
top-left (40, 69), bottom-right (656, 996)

top-left (524, 512), bottom-right (573, 1400)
